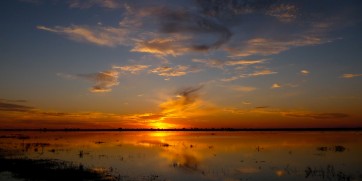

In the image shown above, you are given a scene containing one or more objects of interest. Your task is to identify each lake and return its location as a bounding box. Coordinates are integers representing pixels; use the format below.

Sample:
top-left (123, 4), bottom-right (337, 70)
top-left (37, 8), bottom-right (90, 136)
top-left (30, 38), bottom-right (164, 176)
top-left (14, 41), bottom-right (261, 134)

top-left (0, 131), bottom-right (361, 181)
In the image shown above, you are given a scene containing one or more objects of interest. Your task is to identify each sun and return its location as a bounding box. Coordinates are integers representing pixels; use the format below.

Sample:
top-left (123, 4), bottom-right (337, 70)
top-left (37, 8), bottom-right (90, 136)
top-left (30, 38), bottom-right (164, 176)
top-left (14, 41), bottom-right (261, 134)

top-left (150, 121), bottom-right (178, 129)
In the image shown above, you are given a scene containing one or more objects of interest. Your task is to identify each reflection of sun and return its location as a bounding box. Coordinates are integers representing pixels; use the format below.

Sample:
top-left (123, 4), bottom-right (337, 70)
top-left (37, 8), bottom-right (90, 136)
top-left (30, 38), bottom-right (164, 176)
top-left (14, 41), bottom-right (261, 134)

top-left (149, 131), bottom-right (170, 137)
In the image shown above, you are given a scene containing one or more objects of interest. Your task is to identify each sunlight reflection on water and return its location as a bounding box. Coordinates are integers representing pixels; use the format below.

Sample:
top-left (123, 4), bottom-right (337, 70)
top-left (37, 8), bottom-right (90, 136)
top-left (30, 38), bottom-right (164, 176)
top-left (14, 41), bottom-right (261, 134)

top-left (0, 131), bottom-right (361, 181)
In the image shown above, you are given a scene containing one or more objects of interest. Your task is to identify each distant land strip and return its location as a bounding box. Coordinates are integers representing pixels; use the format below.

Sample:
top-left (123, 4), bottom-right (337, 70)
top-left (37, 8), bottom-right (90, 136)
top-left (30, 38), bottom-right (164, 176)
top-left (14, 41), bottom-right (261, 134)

top-left (0, 128), bottom-right (362, 132)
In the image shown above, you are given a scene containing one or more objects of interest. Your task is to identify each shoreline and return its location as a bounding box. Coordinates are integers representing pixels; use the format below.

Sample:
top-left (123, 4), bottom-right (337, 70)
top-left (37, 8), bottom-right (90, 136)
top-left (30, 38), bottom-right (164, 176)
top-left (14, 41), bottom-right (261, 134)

top-left (1, 127), bottom-right (362, 132)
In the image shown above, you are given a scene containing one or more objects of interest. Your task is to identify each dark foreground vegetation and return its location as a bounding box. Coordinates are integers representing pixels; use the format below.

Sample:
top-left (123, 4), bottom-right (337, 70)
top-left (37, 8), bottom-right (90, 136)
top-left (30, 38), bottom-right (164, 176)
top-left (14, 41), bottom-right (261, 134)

top-left (0, 157), bottom-right (113, 181)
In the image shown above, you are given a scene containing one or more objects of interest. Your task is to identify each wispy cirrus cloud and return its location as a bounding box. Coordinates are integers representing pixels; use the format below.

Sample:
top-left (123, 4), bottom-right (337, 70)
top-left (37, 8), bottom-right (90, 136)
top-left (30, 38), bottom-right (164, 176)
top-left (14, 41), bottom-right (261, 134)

top-left (266, 4), bottom-right (298, 23)
top-left (193, 59), bottom-right (266, 69)
top-left (220, 76), bottom-right (240, 82)
top-left (149, 65), bottom-right (199, 80)
top-left (131, 36), bottom-right (191, 56)
top-left (77, 69), bottom-right (119, 93)
top-left (221, 69), bottom-right (277, 82)
top-left (229, 85), bottom-right (257, 92)
top-left (0, 99), bottom-right (27, 103)
top-left (192, 59), bottom-right (225, 69)
top-left (244, 69), bottom-right (277, 77)
top-left (37, 25), bottom-right (129, 47)
top-left (112, 65), bottom-right (150, 74)
top-left (227, 36), bottom-right (327, 57)
top-left (341, 73), bottom-right (362, 79)
top-left (0, 99), bottom-right (34, 112)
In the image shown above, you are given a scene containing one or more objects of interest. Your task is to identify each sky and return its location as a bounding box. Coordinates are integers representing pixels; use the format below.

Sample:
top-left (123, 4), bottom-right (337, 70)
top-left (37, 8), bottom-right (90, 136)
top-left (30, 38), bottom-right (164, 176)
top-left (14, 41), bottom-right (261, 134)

top-left (0, 0), bottom-right (362, 129)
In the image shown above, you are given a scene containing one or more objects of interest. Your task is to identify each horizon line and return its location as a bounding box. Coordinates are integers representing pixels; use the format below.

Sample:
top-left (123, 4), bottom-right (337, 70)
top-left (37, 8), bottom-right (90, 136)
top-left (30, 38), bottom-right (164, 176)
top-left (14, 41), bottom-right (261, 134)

top-left (1, 127), bottom-right (362, 132)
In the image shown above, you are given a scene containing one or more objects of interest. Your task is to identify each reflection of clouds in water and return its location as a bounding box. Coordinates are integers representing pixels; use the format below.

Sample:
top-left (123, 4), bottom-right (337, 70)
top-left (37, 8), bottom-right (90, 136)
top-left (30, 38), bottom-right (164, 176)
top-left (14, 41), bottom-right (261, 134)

top-left (237, 167), bottom-right (260, 174)
top-left (138, 140), bottom-right (170, 147)
top-left (172, 153), bottom-right (200, 172)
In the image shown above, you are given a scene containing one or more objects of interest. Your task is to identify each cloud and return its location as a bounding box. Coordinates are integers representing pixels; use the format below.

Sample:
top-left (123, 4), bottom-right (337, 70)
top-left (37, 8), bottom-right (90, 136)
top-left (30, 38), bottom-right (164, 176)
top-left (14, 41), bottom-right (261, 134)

top-left (221, 69), bottom-right (277, 82)
top-left (68, 0), bottom-right (120, 9)
top-left (156, 8), bottom-right (232, 52)
top-left (37, 25), bottom-right (129, 47)
top-left (129, 6), bottom-right (232, 56)
top-left (196, 0), bottom-right (278, 17)
top-left (77, 69), bottom-right (119, 93)
top-left (225, 59), bottom-right (267, 66)
top-left (112, 65), bottom-right (150, 74)
top-left (160, 86), bottom-right (203, 116)
top-left (285, 113), bottom-right (349, 119)
top-left (271, 83), bottom-right (281, 89)
top-left (0, 99), bottom-right (27, 103)
top-left (301, 70), bottom-right (310, 75)
top-left (227, 36), bottom-right (326, 57)
top-left (341, 73), bottom-right (362, 79)
top-left (229, 86), bottom-right (257, 92)
top-left (0, 100), bottom-right (34, 112)
top-left (149, 65), bottom-right (199, 80)
top-left (220, 76), bottom-right (240, 82)
top-left (195, 1), bottom-right (346, 57)
top-left (131, 36), bottom-right (191, 56)
top-left (266, 4), bottom-right (298, 22)
top-left (193, 58), bottom-right (266, 69)
top-left (244, 69), bottom-right (277, 77)
top-left (192, 59), bottom-right (225, 69)
top-left (125, 113), bottom-right (165, 122)
top-left (35, 0), bottom-right (359, 59)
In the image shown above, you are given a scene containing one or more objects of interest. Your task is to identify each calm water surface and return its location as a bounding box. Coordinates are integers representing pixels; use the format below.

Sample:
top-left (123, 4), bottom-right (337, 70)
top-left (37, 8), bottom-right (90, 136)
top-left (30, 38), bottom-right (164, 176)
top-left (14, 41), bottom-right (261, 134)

top-left (0, 131), bottom-right (361, 181)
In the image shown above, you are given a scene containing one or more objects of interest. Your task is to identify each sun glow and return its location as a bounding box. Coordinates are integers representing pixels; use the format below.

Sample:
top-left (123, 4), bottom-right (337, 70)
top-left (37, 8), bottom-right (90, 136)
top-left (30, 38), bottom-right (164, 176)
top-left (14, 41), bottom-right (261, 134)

top-left (149, 121), bottom-right (177, 129)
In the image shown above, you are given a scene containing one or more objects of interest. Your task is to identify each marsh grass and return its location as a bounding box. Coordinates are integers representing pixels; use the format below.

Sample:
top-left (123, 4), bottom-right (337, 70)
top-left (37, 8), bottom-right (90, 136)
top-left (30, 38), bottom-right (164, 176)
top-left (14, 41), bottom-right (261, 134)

top-left (0, 157), bottom-right (113, 181)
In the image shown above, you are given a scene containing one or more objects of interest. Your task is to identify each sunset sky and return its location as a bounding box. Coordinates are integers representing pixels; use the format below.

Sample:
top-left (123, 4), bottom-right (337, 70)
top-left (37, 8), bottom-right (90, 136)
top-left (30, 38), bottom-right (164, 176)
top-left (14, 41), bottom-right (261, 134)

top-left (1, 0), bottom-right (362, 129)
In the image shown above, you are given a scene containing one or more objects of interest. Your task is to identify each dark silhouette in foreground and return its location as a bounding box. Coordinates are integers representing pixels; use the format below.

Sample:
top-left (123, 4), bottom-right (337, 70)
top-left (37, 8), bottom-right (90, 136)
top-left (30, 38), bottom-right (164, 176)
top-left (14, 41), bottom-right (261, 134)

top-left (0, 157), bottom-right (113, 181)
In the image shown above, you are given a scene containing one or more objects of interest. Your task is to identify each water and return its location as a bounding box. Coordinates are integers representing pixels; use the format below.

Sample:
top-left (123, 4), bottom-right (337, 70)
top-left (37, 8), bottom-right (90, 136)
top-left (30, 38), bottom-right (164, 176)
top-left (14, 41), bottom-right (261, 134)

top-left (0, 131), bottom-right (361, 181)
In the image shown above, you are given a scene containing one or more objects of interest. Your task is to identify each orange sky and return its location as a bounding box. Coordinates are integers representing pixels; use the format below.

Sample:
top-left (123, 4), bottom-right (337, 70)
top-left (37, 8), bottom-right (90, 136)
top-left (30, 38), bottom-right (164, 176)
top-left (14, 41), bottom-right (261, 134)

top-left (0, 0), bottom-right (362, 129)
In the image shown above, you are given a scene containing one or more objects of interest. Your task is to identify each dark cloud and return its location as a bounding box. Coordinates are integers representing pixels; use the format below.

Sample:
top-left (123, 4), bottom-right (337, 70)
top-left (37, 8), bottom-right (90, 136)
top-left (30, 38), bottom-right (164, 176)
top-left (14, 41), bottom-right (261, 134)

top-left (196, 0), bottom-right (278, 17)
top-left (0, 100), bottom-right (34, 112)
top-left (0, 99), bottom-right (27, 103)
top-left (68, 0), bottom-right (121, 9)
top-left (77, 70), bottom-right (119, 93)
top-left (153, 8), bottom-right (232, 52)
top-left (285, 113), bottom-right (349, 119)
top-left (176, 86), bottom-right (203, 106)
